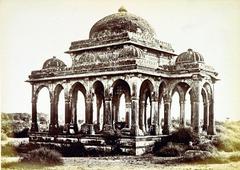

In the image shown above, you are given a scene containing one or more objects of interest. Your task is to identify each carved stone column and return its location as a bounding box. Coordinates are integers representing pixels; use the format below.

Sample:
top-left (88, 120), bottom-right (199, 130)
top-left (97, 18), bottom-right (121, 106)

top-left (31, 97), bottom-right (38, 132)
top-left (70, 98), bottom-right (78, 133)
top-left (139, 100), bottom-right (146, 133)
top-left (113, 99), bottom-right (120, 123)
top-left (96, 97), bottom-right (102, 126)
top-left (64, 98), bottom-right (71, 132)
top-left (190, 99), bottom-right (194, 127)
top-left (203, 100), bottom-right (209, 131)
top-left (151, 97), bottom-right (159, 135)
top-left (130, 96), bottom-right (143, 136)
top-left (208, 99), bottom-right (215, 135)
top-left (49, 97), bottom-right (58, 134)
top-left (190, 85), bottom-right (201, 134)
top-left (180, 100), bottom-right (186, 127)
top-left (85, 96), bottom-right (93, 124)
top-left (162, 96), bottom-right (171, 135)
top-left (85, 94), bottom-right (94, 134)
top-left (55, 101), bottom-right (59, 129)
top-left (125, 102), bottom-right (131, 128)
top-left (103, 97), bottom-right (113, 130)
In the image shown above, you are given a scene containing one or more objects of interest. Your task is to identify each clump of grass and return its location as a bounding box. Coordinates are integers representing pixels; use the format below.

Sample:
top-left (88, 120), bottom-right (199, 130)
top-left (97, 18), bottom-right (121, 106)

top-left (155, 143), bottom-right (186, 157)
top-left (1, 132), bottom-right (8, 141)
top-left (197, 142), bottom-right (217, 153)
top-left (2, 161), bottom-right (48, 169)
top-left (21, 147), bottom-right (63, 165)
top-left (1, 143), bottom-right (18, 156)
top-left (229, 152), bottom-right (240, 162)
top-left (213, 121), bottom-right (240, 152)
top-left (181, 150), bottom-right (213, 163)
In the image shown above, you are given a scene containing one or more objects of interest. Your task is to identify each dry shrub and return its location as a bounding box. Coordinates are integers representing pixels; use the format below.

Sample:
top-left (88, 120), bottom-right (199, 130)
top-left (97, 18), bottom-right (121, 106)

top-left (182, 150), bottom-right (212, 163)
top-left (197, 142), bottom-right (217, 153)
top-left (21, 147), bottom-right (63, 165)
top-left (155, 143), bottom-right (185, 157)
top-left (171, 127), bottom-right (199, 144)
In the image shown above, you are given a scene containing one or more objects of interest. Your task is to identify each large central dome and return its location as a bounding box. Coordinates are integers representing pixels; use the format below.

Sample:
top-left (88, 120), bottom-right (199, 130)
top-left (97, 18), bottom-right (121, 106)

top-left (89, 7), bottom-right (157, 39)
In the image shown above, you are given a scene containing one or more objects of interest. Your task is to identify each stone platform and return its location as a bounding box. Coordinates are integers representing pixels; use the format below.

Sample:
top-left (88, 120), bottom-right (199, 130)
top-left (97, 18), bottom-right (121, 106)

top-left (29, 133), bottom-right (167, 155)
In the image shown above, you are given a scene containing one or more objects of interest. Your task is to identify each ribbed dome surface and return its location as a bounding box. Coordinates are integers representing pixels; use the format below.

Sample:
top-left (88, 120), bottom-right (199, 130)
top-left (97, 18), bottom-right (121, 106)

top-left (42, 56), bottom-right (66, 69)
top-left (176, 49), bottom-right (204, 64)
top-left (89, 7), bottom-right (156, 39)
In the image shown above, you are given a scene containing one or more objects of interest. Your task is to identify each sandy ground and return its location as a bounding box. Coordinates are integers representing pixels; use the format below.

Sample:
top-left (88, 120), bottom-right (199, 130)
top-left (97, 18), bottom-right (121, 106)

top-left (2, 156), bottom-right (240, 170)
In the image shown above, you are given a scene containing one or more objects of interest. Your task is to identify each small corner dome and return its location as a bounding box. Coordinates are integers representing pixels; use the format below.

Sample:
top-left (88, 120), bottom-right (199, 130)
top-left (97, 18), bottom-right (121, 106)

top-left (89, 7), bottom-right (156, 39)
top-left (176, 49), bottom-right (204, 64)
top-left (42, 56), bottom-right (66, 69)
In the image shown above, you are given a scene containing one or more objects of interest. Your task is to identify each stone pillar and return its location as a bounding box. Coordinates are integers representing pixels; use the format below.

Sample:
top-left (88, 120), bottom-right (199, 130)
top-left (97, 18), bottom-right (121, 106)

top-left (31, 97), bottom-right (38, 132)
top-left (49, 98), bottom-right (58, 134)
top-left (70, 98), bottom-right (78, 133)
top-left (55, 101), bottom-right (59, 128)
top-left (151, 98), bottom-right (160, 135)
top-left (64, 98), bottom-right (71, 132)
top-left (114, 99), bottom-right (120, 123)
top-left (203, 100), bottom-right (209, 131)
top-left (84, 93), bottom-right (95, 135)
top-left (85, 96), bottom-right (93, 124)
top-left (139, 100), bottom-right (146, 133)
top-left (190, 85), bottom-right (201, 134)
top-left (162, 96), bottom-right (171, 135)
top-left (191, 100), bottom-right (200, 133)
top-left (207, 99), bottom-right (215, 135)
top-left (190, 100), bottom-right (194, 127)
top-left (130, 96), bottom-right (143, 136)
top-left (180, 100), bottom-right (186, 127)
top-left (103, 97), bottom-right (113, 129)
top-left (126, 102), bottom-right (131, 128)
top-left (96, 97), bottom-right (102, 126)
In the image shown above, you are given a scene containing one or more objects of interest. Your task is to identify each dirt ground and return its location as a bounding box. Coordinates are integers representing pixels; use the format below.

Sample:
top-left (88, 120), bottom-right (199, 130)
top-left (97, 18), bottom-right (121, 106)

top-left (1, 138), bottom-right (240, 170)
top-left (2, 156), bottom-right (240, 170)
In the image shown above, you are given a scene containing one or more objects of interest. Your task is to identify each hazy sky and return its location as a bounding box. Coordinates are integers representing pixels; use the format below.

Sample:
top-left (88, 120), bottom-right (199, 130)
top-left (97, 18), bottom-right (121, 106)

top-left (1, 0), bottom-right (240, 121)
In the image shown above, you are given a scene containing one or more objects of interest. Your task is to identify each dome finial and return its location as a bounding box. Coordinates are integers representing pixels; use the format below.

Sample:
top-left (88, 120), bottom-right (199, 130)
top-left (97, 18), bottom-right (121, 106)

top-left (118, 6), bottom-right (127, 13)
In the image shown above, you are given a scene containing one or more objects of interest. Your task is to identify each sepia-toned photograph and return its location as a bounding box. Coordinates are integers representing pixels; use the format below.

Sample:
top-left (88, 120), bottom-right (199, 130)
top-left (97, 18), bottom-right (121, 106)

top-left (1, 0), bottom-right (240, 169)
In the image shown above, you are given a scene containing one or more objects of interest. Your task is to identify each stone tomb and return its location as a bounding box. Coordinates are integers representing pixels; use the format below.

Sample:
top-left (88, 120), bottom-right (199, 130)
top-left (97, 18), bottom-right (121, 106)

top-left (27, 7), bottom-right (218, 155)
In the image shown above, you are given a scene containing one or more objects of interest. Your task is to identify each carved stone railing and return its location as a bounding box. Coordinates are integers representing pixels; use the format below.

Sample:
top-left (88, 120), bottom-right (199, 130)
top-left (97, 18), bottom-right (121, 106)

top-left (29, 60), bottom-right (137, 79)
top-left (68, 32), bottom-right (174, 54)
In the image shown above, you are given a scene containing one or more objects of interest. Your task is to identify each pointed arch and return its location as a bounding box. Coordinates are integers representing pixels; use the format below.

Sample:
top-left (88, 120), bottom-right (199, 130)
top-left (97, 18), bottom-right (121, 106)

top-left (92, 80), bottom-right (105, 132)
top-left (202, 82), bottom-right (215, 134)
top-left (111, 79), bottom-right (131, 129)
top-left (69, 82), bottom-right (87, 133)
top-left (54, 84), bottom-right (65, 131)
top-left (35, 85), bottom-right (51, 132)
top-left (171, 82), bottom-right (191, 129)
top-left (139, 79), bottom-right (154, 134)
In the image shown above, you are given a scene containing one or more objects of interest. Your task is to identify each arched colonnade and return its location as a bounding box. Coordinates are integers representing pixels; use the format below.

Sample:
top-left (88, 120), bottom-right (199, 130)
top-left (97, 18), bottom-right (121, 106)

top-left (30, 75), bottom-right (215, 136)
